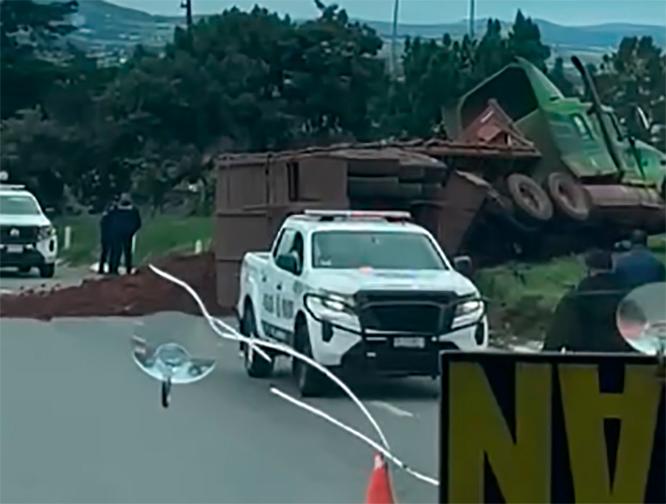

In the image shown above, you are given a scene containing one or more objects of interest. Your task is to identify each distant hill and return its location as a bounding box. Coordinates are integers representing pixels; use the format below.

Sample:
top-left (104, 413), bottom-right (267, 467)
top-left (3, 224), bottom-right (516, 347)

top-left (62, 0), bottom-right (665, 62)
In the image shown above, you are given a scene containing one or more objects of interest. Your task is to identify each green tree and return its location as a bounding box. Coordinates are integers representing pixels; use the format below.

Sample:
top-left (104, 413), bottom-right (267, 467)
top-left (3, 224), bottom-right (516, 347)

top-left (550, 57), bottom-right (575, 96)
top-left (507, 10), bottom-right (551, 71)
top-left (595, 36), bottom-right (665, 150)
top-left (0, 0), bottom-right (80, 118)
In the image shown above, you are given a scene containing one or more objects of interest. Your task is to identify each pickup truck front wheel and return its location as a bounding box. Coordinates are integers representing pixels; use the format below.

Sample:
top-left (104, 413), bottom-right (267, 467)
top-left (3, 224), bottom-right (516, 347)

top-left (241, 304), bottom-right (274, 378)
top-left (293, 320), bottom-right (327, 397)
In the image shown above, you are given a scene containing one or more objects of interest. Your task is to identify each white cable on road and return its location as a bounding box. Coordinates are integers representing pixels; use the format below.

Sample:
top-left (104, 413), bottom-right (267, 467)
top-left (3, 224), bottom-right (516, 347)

top-left (270, 387), bottom-right (439, 487)
top-left (148, 265), bottom-right (391, 450)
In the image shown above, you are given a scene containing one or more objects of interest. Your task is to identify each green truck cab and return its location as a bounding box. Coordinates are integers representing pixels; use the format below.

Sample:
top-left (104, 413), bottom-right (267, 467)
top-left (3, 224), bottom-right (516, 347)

top-left (446, 57), bottom-right (665, 232)
top-left (454, 58), bottom-right (665, 187)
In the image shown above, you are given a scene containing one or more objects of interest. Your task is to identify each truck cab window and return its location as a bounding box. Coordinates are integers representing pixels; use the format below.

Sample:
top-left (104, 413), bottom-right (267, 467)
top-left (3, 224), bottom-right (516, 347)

top-left (274, 228), bottom-right (295, 259)
top-left (571, 114), bottom-right (594, 141)
top-left (289, 232), bottom-right (304, 274)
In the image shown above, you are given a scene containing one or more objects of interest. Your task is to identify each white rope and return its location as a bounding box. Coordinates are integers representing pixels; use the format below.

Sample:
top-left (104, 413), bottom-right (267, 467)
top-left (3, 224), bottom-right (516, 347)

top-left (149, 264), bottom-right (391, 450)
top-left (270, 387), bottom-right (439, 486)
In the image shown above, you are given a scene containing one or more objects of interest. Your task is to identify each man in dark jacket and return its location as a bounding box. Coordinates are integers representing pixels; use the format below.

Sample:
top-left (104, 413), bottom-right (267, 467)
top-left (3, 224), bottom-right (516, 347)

top-left (543, 249), bottom-right (634, 353)
top-left (98, 199), bottom-right (117, 274)
top-left (614, 230), bottom-right (665, 289)
top-left (109, 193), bottom-right (141, 275)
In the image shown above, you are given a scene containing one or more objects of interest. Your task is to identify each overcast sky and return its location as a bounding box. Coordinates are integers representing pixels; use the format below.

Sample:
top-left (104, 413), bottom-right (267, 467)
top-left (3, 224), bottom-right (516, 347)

top-left (109, 0), bottom-right (666, 26)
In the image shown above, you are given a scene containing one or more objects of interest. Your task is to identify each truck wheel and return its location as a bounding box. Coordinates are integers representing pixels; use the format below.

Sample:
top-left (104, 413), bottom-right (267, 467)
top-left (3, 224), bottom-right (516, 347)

top-left (293, 320), bottom-right (326, 397)
top-left (39, 264), bottom-right (55, 278)
top-left (506, 173), bottom-right (553, 223)
top-left (546, 172), bottom-right (591, 221)
top-left (241, 304), bottom-right (274, 378)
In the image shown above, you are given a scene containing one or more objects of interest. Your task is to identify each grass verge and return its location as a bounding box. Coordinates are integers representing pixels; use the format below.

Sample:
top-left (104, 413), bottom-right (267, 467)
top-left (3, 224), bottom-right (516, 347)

top-left (477, 234), bottom-right (666, 346)
top-left (55, 215), bottom-right (213, 267)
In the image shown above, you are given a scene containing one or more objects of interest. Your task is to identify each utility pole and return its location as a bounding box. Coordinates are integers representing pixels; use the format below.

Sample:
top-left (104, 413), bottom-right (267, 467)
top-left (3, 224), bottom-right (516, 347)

top-left (390, 0), bottom-right (399, 76)
top-left (469, 0), bottom-right (475, 38)
top-left (180, 0), bottom-right (193, 29)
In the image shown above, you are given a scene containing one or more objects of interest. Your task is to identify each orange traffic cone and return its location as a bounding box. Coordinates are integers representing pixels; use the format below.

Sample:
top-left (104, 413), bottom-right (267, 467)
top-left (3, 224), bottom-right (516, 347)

top-left (365, 453), bottom-right (396, 504)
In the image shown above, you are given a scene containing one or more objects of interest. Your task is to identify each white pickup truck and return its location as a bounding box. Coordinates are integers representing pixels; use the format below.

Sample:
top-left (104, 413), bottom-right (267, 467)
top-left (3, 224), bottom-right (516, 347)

top-left (237, 210), bottom-right (488, 396)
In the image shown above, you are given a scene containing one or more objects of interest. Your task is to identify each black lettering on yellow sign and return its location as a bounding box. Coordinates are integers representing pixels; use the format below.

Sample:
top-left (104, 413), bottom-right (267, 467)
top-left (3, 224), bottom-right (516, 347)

top-left (439, 352), bottom-right (665, 504)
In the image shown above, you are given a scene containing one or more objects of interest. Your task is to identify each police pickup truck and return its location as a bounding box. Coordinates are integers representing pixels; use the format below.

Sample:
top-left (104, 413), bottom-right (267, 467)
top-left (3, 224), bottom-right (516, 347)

top-left (237, 210), bottom-right (487, 396)
top-left (0, 182), bottom-right (58, 278)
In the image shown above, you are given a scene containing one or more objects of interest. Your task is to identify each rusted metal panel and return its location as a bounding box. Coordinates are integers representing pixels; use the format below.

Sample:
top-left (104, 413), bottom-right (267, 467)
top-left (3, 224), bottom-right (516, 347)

top-left (216, 259), bottom-right (242, 310)
top-left (419, 171), bottom-right (491, 255)
top-left (584, 184), bottom-right (666, 233)
top-left (214, 211), bottom-right (277, 261)
top-left (584, 185), bottom-right (642, 208)
top-left (459, 99), bottom-right (537, 152)
top-left (267, 159), bottom-right (290, 206)
top-left (215, 199), bottom-right (350, 261)
top-left (347, 158), bottom-right (400, 177)
top-left (209, 141), bottom-right (537, 171)
top-left (215, 162), bottom-right (268, 210)
top-left (296, 157), bottom-right (348, 202)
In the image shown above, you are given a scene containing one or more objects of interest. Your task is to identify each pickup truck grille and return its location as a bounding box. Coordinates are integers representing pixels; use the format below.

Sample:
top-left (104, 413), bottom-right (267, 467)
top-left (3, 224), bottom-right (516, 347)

top-left (355, 291), bottom-right (456, 335)
top-left (0, 225), bottom-right (39, 244)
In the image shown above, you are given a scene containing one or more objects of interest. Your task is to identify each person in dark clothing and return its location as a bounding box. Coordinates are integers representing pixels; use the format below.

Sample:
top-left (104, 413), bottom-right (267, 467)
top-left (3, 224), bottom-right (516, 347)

top-left (98, 200), bottom-right (117, 274)
top-left (109, 193), bottom-right (142, 275)
top-left (543, 249), bottom-right (634, 353)
top-left (614, 229), bottom-right (666, 289)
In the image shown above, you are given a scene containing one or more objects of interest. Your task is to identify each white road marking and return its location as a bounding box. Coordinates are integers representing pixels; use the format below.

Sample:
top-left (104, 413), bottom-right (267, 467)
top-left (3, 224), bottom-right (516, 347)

top-left (510, 341), bottom-right (542, 353)
top-left (0, 288), bottom-right (14, 295)
top-left (369, 401), bottom-right (415, 418)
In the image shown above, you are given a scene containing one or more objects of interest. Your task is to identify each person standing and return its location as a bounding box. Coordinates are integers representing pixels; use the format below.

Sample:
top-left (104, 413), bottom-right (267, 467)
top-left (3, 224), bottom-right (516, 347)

top-left (543, 249), bottom-right (633, 353)
top-left (614, 229), bottom-right (666, 289)
top-left (109, 193), bottom-right (142, 275)
top-left (98, 199), bottom-right (117, 274)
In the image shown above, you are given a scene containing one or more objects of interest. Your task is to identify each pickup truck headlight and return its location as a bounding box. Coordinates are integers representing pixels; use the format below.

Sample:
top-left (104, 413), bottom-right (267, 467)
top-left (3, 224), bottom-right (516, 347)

top-left (454, 298), bottom-right (484, 318)
top-left (38, 225), bottom-right (56, 240)
top-left (307, 291), bottom-right (356, 317)
top-left (321, 293), bottom-right (356, 314)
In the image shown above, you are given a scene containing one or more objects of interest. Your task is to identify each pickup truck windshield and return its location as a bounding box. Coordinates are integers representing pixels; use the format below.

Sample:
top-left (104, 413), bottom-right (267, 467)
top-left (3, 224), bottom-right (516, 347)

top-left (0, 195), bottom-right (41, 215)
top-left (312, 230), bottom-right (447, 270)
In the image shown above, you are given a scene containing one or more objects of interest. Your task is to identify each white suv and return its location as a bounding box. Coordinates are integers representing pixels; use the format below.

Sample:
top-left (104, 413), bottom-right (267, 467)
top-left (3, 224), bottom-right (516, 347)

top-left (0, 184), bottom-right (58, 278)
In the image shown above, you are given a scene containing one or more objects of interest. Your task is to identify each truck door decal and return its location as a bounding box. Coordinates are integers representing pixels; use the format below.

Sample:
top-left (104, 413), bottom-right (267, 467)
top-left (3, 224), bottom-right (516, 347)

top-left (263, 293), bottom-right (274, 313)
top-left (281, 299), bottom-right (294, 319)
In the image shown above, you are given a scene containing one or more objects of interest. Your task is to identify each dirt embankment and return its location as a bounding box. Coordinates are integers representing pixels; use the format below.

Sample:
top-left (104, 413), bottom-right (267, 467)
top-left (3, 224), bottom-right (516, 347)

top-left (0, 253), bottom-right (227, 320)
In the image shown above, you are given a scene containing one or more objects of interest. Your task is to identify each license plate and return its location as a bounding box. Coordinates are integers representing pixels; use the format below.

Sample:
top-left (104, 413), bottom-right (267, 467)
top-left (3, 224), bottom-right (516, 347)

top-left (6, 245), bottom-right (23, 253)
top-left (393, 337), bottom-right (425, 349)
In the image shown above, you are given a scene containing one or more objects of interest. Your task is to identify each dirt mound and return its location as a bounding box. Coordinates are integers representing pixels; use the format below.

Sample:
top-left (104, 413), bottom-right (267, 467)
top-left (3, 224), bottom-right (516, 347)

top-left (0, 252), bottom-right (229, 320)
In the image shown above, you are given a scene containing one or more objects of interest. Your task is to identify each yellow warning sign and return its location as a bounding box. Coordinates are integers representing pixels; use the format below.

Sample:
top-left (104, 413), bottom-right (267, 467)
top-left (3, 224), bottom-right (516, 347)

top-left (439, 352), bottom-right (665, 503)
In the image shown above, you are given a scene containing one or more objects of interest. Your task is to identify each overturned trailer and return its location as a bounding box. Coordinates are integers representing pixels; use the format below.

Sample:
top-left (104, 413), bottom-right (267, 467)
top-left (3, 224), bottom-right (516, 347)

top-left (212, 136), bottom-right (548, 309)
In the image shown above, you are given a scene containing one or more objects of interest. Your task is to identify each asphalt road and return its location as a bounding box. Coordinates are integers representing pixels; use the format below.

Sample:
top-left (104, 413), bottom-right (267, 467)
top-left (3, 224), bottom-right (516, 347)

top-left (0, 264), bottom-right (92, 295)
top-left (1, 312), bottom-right (441, 503)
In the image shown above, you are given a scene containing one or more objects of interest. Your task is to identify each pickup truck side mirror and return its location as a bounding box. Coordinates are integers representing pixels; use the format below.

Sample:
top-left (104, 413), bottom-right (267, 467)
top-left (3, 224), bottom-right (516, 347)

top-left (276, 253), bottom-right (300, 275)
top-left (453, 255), bottom-right (474, 278)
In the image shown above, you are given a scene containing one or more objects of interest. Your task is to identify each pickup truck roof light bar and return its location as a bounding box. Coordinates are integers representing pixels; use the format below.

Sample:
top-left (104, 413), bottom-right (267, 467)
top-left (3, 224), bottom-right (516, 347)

top-left (301, 210), bottom-right (412, 222)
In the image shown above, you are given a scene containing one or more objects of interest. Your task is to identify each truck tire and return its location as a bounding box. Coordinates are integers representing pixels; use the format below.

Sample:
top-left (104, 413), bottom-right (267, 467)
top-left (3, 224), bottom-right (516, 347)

top-left (292, 320), bottom-right (326, 397)
top-left (39, 264), bottom-right (55, 278)
top-left (241, 304), bottom-right (274, 378)
top-left (546, 172), bottom-right (591, 221)
top-left (506, 173), bottom-right (553, 223)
